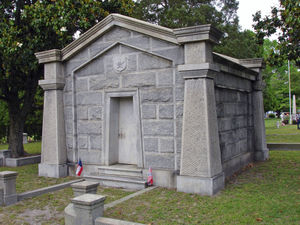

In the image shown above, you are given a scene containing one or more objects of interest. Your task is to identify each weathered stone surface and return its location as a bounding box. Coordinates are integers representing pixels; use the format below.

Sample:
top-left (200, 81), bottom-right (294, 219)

top-left (75, 78), bottom-right (88, 92)
top-left (78, 136), bottom-right (88, 149)
top-left (176, 104), bottom-right (183, 118)
top-left (103, 27), bottom-right (131, 41)
top-left (89, 42), bottom-right (112, 58)
top-left (77, 106), bottom-right (88, 120)
top-left (141, 105), bottom-right (156, 119)
top-left (90, 135), bottom-right (102, 150)
top-left (176, 120), bottom-right (182, 138)
top-left (78, 150), bottom-right (101, 164)
top-left (123, 36), bottom-right (150, 50)
top-left (75, 57), bottom-right (104, 77)
top-left (76, 92), bottom-right (102, 106)
top-left (77, 121), bottom-right (102, 135)
top-left (175, 86), bottom-right (184, 101)
top-left (145, 154), bottom-right (174, 169)
top-left (152, 38), bottom-right (176, 49)
top-left (65, 60), bottom-right (85, 75)
top-left (138, 53), bottom-right (172, 70)
top-left (157, 69), bottom-right (173, 86)
top-left (144, 138), bottom-right (158, 152)
top-left (160, 138), bottom-right (174, 153)
top-left (64, 93), bottom-right (73, 106)
top-left (141, 88), bottom-right (173, 103)
top-left (159, 105), bottom-right (174, 119)
top-left (153, 47), bottom-right (184, 65)
top-left (122, 72), bottom-right (155, 88)
top-left (143, 121), bottom-right (174, 136)
top-left (89, 76), bottom-right (119, 90)
top-left (88, 107), bottom-right (102, 120)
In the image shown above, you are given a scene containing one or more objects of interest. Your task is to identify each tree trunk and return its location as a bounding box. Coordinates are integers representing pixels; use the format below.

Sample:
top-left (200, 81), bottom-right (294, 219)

top-left (8, 113), bottom-right (25, 158)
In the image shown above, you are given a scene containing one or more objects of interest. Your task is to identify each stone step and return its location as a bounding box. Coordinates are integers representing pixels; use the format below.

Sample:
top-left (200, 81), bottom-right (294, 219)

top-left (84, 175), bottom-right (147, 190)
top-left (98, 166), bottom-right (143, 179)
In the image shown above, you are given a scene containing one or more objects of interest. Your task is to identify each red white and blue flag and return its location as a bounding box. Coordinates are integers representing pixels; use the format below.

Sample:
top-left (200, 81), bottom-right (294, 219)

top-left (76, 159), bottom-right (83, 176)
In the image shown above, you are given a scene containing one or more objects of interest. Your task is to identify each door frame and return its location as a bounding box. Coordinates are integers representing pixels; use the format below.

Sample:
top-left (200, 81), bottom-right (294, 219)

top-left (103, 89), bottom-right (143, 168)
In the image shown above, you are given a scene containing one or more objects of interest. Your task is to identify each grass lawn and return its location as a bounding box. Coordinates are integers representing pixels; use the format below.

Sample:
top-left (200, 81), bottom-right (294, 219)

top-left (105, 151), bottom-right (300, 225)
top-left (0, 163), bottom-right (134, 224)
top-left (0, 141), bottom-right (41, 155)
top-left (265, 118), bottom-right (300, 143)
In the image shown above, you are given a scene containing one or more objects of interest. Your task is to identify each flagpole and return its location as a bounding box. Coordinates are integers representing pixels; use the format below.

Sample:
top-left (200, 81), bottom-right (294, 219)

top-left (288, 60), bottom-right (292, 124)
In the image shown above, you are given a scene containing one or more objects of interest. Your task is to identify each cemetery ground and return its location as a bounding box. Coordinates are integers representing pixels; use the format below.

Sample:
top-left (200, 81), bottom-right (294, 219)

top-left (0, 120), bottom-right (299, 224)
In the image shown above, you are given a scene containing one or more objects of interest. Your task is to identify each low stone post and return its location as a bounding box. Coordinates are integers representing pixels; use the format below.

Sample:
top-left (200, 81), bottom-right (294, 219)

top-left (0, 171), bottom-right (18, 205)
top-left (0, 187), bottom-right (3, 206)
top-left (71, 181), bottom-right (99, 197)
top-left (65, 194), bottom-right (106, 225)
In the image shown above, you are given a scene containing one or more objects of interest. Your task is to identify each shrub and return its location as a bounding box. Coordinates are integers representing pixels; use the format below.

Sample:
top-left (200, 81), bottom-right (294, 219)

top-left (269, 113), bottom-right (276, 118)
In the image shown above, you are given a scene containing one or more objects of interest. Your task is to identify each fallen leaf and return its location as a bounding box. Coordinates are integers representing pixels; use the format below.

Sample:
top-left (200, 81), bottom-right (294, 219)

top-left (256, 218), bottom-right (263, 222)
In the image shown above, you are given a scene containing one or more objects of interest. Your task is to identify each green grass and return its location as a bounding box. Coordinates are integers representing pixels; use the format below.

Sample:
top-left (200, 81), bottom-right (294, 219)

top-left (0, 163), bottom-right (134, 224)
top-left (265, 118), bottom-right (300, 143)
top-left (0, 141), bottom-right (41, 155)
top-left (105, 151), bottom-right (300, 225)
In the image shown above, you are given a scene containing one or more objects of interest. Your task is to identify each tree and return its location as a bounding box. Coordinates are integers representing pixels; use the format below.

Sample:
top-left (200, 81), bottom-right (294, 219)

top-left (253, 0), bottom-right (300, 66)
top-left (262, 39), bottom-right (300, 113)
top-left (133, 0), bottom-right (238, 28)
top-left (133, 0), bottom-right (262, 59)
top-left (0, 0), bottom-right (134, 157)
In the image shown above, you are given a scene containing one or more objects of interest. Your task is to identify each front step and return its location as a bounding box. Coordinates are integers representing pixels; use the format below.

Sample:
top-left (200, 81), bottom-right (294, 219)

top-left (84, 175), bottom-right (147, 190)
top-left (98, 165), bottom-right (143, 179)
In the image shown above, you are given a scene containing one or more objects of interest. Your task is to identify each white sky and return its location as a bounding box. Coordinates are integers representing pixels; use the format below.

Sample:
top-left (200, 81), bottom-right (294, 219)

top-left (237, 0), bottom-right (280, 31)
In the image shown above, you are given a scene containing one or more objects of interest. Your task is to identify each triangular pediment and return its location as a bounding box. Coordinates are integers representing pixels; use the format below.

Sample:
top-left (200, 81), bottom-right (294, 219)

top-left (62, 14), bottom-right (178, 61)
top-left (73, 42), bottom-right (173, 76)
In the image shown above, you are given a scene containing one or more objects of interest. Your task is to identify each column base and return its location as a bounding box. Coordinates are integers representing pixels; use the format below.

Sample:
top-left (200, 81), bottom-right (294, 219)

top-left (254, 149), bottom-right (269, 161)
top-left (39, 163), bottom-right (68, 178)
top-left (4, 194), bottom-right (17, 206)
top-left (177, 172), bottom-right (224, 196)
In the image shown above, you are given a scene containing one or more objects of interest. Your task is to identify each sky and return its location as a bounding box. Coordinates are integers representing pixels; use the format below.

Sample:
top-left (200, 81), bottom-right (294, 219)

top-left (237, 0), bottom-right (280, 31)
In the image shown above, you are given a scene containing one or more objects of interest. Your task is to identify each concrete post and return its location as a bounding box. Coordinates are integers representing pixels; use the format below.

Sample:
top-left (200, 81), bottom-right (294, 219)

top-left (65, 194), bottom-right (106, 225)
top-left (0, 171), bottom-right (18, 205)
top-left (174, 25), bottom-right (224, 195)
top-left (35, 50), bottom-right (68, 178)
top-left (240, 59), bottom-right (269, 161)
top-left (71, 181), bottom-right (99, 197)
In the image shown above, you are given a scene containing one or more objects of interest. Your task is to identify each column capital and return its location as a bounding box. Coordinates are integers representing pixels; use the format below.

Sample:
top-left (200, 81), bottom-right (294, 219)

top-left (39, 79), bottom-right (65, 91)
top-left (35, 49), bottom-right (62, 64)
top-left (174, 25), bottom-right (223, 44)
top-left (178, 63), bottom-right (220, 80)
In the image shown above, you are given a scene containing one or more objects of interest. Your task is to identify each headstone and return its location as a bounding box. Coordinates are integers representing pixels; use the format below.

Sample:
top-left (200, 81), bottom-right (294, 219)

top-left (23, 133), bottom-right (28, 144)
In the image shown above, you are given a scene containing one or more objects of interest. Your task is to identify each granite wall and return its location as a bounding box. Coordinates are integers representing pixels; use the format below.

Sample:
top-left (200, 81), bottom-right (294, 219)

top-left (63, 26), bottom-right (184, 171)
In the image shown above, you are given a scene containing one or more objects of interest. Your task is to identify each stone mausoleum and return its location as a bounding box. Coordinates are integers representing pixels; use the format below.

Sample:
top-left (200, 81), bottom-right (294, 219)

top-left (35, 14), bottom-right (269, 195)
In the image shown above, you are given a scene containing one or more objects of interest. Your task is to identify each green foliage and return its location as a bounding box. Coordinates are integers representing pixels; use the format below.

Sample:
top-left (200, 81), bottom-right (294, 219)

top-left (253, 0), bottom-right (300, 66)
top-left (0, 0), bottom-right (134, 156)
top-left (268, 113), bottom-right (276, 118)
top-left (262, 39), bottom-right (300, 112)
top-left (133, 0), bottom-right (262, 59)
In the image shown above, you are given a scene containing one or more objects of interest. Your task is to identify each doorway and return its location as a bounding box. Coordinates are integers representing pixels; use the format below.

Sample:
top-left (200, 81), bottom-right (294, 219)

top-left (104, 91), bottom-right (143, 167)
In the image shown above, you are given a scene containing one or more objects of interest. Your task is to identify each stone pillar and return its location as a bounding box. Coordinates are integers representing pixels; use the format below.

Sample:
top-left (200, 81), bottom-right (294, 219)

top-left (35, 50), bottom-right (68, 178)
top-left (0, 171), bottom-right (18, 205)
top-left (65, 194), bottom-right (106, 225)
top-left (174, 25), bottom-right (224, 195)
top-left (240, 59), bottom-right (269, 161)
top-left (71, 181), bottom-right (99, 197)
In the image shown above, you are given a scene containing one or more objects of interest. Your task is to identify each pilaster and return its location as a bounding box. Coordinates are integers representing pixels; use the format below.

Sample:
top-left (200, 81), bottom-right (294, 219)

top-left (243, 59), bottom-right (269, 161)
top-left (35, 50), bottom-right (68, 178)
top-left (175, 25), bottom-right (224, 195)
